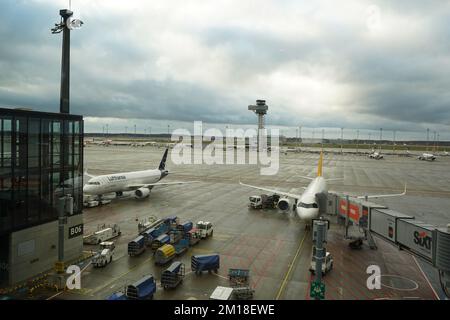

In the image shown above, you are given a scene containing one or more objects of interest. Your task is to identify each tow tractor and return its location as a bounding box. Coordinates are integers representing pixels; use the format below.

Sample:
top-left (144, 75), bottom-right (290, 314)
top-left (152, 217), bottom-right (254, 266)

top-left (92, 241), bottom-right (115, 268)
top-left (248, 194), bottom-right (280, 209)
top-left (196, 221), bottom-right (213, 239)
top-left (309, 251), bottom-right (334, 275)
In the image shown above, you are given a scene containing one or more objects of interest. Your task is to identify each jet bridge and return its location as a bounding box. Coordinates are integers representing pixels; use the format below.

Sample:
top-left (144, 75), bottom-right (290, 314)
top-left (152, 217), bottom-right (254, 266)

top-left (326, 192), bottom-right (450, 298)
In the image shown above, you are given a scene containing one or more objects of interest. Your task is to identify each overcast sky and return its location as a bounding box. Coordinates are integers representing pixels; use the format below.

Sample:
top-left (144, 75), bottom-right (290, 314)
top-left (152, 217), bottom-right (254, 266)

top-left (1, 0), bottom-right (450, 137)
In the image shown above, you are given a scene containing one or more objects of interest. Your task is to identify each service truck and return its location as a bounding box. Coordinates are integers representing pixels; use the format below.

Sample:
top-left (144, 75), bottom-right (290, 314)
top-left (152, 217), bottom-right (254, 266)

top-left (92, 241), bottom-right (115, 268)
top-left (248, 194), bottom-right (280, 209)
top-left (196, 221), bottom-right (213, 239)
top-left (83, 224), bottom-right (121, 245)
top-left (309, 251), bottom-right (334, 275)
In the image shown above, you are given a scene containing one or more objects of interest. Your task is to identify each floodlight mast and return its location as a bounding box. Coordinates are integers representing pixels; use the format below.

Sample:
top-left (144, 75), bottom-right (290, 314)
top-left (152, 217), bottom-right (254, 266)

top-left (52, 9), bottom-right (83, 114)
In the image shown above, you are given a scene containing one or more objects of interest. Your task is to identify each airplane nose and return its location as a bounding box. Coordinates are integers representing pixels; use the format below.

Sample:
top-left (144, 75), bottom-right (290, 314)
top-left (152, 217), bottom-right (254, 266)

top-left (297, 208), bottom-right (319, 221)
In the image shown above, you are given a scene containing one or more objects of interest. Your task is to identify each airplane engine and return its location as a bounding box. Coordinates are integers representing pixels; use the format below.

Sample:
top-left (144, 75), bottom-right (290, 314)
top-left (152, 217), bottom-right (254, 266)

top-left (135, 187), bottom-right (150, 199)
top-left (277, 198), bottom-right (290, 211)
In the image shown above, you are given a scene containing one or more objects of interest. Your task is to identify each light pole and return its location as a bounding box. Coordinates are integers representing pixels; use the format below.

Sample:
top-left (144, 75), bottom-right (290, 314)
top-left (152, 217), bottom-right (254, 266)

top-left (393, 130), bottom-right (396, 154)
top-left (340, 127), bottom-right (344, 154)
top-left (427, 128), bottom-right (430, 152)
top-left (322, 129), bottom-right (325, 150)
top-left (51, 9), bottom-right (83, 113)
top-left (379, 128), bottom-right (383, 152)
top-left (299, 125), bottom-right (302, 150)
top-left (356, 129), bottom-right (359, 154)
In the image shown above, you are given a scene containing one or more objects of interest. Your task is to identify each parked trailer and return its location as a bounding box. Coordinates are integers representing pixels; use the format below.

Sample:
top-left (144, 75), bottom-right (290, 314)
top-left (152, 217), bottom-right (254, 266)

top-left (125, 275), bottom-right (156, 300)
top-left (228, 268), bottom-right (250, 287)
top-left (137, 216), bottom-right (160, 234)
top-left (128, 235), bottom-right (146, 256)
top-left (161, 261), bottom-right (185, 289)
top-left (83, 224), bottom-right (121, 245)
top-left (397, 219), bottom-right (435, 262)
top-left (210, 286), bottom-right (234, 300)
top-left (107, 291), bottom-right (127, 300)
top-left (174, 238), bottom-right (189, 255)
top-left (369, 208), bottom-right (414, 243)
top-left (141, 228), bottom-right (155, 246)
top-left (154, 244), bottom-right (176, 265)
top-left (169, 230), bottom-right (184, 244)
top-left (187, 228), bottom-right (201, 246)
top-left (191, 254), bottom-right (220, 275)
top-left (177, 221), bottom-right (193, 234)
top-left (233, 287), bottom-right (255, 300)
top-left (151, 233), bottom-right (170, 250)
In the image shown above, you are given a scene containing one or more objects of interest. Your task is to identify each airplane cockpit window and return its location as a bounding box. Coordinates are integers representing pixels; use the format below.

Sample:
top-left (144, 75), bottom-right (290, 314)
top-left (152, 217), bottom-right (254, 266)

top-left (298, 202), bottom-right (318, 208)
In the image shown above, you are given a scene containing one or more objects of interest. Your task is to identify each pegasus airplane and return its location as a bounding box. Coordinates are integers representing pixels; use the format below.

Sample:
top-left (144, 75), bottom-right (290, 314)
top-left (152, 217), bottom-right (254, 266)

top-left (240, 152), bottom-right (406, 226)
top-left (83, 148), bottom-right (196, 200)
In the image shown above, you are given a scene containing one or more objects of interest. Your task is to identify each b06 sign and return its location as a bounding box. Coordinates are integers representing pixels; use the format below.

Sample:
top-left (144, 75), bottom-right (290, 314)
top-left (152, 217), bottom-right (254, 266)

top-left (69, 224), bottom-right (83, 239)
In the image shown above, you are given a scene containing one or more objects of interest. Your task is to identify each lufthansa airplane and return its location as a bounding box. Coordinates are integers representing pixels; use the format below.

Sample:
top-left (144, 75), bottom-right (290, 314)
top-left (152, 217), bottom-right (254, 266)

top-left (240, 152), bottom-right (406, 225)
top-left (83, 149), bottom-right (196, 200)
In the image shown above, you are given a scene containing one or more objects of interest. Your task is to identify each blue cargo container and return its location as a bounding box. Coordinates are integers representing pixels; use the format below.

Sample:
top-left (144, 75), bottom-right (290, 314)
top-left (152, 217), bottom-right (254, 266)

top-left (179, 221), bottom-right (193, 233)
top-left (151, 233), bottom-right (170, 250)
top-left (128, 235), bottom-right (145, 256)
top-left (174, 238), bottom-right (190, 255)
top-left (161, 261), bottom-right (185, 289)
top-left (191, 254), bottom-right (220, 274)
top-left (107, 292), bottom-right (127, 300)
top-left (126, 275), bottom-right (156, 300)
top-left (164, 215), bottom-right (178, 224)
top-left (142, 228), bottom-right (155, 246)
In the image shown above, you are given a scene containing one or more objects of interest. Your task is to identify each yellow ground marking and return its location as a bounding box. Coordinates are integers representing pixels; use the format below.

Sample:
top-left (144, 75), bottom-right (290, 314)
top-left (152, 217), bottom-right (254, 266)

top-left (275, 231), bottom-right (308, 300)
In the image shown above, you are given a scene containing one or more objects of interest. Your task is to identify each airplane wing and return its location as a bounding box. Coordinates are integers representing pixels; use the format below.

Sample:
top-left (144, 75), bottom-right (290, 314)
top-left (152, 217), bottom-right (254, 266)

top-left (126, 181), bottom-right (199, 190)
top-left (239, 181), bottom-right (302, 200)
top-left (356, 183), bottom-right (407, 200)
top-left (298, 175), bottom-right (315, 181)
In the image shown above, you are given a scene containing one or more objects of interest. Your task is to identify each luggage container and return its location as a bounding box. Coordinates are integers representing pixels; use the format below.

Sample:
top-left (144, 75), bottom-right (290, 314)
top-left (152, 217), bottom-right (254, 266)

top-left (154, 244), bottom-right (176, 265)
top-left (177, 221), bottom-right (193, 234)
top-left (369, 209), bottom-right (414, 242)
top-left (141, 228), bottom-right (155, 246)
top-left (151, 233), bottom-right (170, 250)
top-left (191, 254), bottom-right (220, 274)
top-left (174, 238), bottom-right (189, 255)
top-left (397, 219), bottom-right (435, 262)
top-left (107, 291), bottom-right (127, 300)
top-left (161, 261), bottom-right (185, 289)
top-left (125, 275), bottom-right (156, 300)
top-left (128, 235), bottom-right (145, 256)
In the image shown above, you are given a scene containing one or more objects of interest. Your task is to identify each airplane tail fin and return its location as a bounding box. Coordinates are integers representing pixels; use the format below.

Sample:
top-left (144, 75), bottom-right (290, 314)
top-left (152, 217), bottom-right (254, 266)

top-left (158, 148), bottom-right (169, 170)
top-left (317, 151), bottom-right (323, 177)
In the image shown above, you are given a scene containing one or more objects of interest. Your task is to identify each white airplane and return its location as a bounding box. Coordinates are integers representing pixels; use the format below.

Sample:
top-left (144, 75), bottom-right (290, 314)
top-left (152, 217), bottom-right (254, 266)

top-left (418, 153), bottom-right (436, 161)
top-left (240, 152), bottom-right (406, 226)
top-left (83, 148), bottom-right (196, 200)
top-left (368, 149), bottom-right (383, 160)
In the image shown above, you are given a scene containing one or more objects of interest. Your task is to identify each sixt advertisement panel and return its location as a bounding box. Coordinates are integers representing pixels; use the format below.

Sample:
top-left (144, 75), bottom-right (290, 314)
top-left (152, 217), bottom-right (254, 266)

top-left (396, 219), bottom-right (435, 261)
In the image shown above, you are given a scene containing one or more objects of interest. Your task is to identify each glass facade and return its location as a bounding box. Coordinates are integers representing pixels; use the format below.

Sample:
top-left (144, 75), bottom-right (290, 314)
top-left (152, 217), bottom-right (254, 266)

top-left (0, 109), bottom-right (83, 235)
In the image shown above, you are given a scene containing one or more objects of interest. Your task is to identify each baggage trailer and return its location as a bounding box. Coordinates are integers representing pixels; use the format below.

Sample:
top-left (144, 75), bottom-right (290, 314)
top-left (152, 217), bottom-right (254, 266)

top-left (154, 244), bottom-right (176, 265)
top-left (128, 235), bottom-right (146, 256)
top-left (151, 233), bottom-right (170, 250)
top-left (141, 228), bottom-right (155, 247)
top-left (187, 228), bottom-right (201, 246)
top-left (232, 287), bottom-right (255, 300)
top-left (228, 268), bottom-right (250, 286)
top-left (191, 254), bottom-right (220, 275)
top-left (174, 238), bottom-right (190, 255)
top-left (161, 261), bottom-right (185, 289)
top-left (126, 275), bottom-right (156, 300)
top-left (210, 286), bottom-right (234, 300)
top-left (177, 221), bottom-right (193, 234)
top-left (107, 291), bottom-right (127, 300)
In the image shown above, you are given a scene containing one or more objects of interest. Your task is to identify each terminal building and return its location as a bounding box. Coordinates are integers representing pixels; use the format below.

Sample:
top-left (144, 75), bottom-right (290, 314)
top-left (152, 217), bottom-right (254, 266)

top-left (0, 107), bottom-right (84, 287)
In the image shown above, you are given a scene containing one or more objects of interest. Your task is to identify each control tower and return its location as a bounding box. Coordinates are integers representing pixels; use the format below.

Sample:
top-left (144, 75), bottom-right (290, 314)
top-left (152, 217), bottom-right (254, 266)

top-left (248, 99), bottom-right (268, 150)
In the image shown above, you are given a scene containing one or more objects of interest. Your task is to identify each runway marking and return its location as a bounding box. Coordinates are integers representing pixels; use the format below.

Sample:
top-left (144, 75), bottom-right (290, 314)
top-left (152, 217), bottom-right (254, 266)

top-left (275, 231), bottom-right (308, 300)
top-left (412, 255), bottom-right (440, 300)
